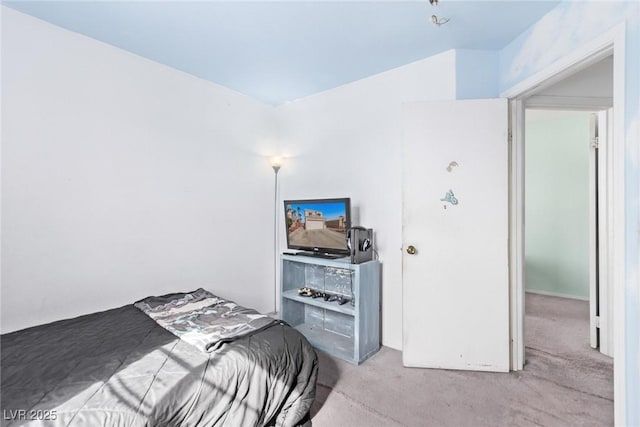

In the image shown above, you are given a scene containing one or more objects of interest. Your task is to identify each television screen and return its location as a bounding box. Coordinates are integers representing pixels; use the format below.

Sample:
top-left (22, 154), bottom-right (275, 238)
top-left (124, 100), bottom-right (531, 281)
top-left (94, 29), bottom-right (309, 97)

top-left (284, 198), bottom-right (351, 255)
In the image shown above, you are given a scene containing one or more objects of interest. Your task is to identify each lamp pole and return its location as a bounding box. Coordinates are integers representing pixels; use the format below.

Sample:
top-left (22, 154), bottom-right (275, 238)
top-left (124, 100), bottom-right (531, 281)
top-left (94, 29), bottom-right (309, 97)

top-left (272, 163), bottom-right (281, 315)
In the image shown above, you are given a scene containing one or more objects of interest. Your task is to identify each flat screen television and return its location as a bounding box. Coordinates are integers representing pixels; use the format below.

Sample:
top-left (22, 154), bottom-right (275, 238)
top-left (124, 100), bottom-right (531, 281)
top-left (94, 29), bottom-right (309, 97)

top-left (284, 198), bottom-right (351, 257)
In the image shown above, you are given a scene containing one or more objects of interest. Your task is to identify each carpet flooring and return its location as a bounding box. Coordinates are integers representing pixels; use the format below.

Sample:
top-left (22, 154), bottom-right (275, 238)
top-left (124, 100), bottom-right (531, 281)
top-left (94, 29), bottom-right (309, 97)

top-left (310, 293), bottom-right (613, 427)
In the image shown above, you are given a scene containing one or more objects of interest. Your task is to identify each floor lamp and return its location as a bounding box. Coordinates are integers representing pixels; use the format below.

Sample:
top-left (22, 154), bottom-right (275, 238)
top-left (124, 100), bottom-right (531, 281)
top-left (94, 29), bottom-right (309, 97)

top-left (272, 159), bottom-right (281, 315)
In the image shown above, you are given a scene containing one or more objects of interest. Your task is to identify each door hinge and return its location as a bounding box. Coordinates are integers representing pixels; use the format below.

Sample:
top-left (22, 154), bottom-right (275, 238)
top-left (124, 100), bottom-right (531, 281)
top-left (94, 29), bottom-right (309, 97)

top-left (590, 137), bottom-right (599, 150)
top-left (595, 316), bottom-right (601, 328)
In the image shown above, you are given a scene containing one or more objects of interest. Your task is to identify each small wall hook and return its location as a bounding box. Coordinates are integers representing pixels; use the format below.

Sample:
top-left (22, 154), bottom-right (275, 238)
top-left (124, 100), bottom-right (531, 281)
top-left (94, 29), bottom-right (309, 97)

top-left (431, 15), bottom-right (450, 26)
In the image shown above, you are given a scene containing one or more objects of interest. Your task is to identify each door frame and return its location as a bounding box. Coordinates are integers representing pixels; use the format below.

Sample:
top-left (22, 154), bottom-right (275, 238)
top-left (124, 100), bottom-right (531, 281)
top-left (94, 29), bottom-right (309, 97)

top-left (501, 23), bottom-right (626, 424)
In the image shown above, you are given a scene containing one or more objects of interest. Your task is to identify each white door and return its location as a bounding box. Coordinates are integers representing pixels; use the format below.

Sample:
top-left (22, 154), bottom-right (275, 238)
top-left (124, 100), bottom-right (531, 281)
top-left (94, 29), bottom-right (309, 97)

top-left (589, 113), bottom-right (599, 350)
top-left (402, 99), bottom-right (510, 372)
top-left (589, 109), bottom-right (614, 357)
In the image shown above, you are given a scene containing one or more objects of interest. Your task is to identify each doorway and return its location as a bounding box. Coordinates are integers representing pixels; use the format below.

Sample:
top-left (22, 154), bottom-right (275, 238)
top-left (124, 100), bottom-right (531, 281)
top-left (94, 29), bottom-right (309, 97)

top-left (521, 53), bottom-right (614, 359)
top-left (523, 107), bottom-right (613, 400)
top-left (524, 105), bottom-right (614, 355)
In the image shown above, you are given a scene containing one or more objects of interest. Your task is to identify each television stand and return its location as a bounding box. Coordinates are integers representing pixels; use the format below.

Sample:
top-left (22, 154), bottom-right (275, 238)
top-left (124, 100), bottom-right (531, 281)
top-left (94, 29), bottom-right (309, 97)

top-left (280, 254), bottom-right (381, 364)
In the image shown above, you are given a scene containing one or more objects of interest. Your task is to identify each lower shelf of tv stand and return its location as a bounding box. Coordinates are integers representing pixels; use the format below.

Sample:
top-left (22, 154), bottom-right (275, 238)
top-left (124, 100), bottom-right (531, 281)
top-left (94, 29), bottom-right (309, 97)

top-left (293, 322), bottom-right (354, 362)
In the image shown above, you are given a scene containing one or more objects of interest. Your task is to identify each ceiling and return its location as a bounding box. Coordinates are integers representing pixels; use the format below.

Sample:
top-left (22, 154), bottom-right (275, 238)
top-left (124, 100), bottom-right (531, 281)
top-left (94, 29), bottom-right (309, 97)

top-left (3, 1), bottom-right (560, 105)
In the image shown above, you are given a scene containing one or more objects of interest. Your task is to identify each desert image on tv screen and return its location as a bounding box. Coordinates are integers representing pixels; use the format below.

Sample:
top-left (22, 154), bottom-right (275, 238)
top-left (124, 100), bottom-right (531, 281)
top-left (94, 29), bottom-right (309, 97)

top-left (285, 201), bottom-right (348, 251)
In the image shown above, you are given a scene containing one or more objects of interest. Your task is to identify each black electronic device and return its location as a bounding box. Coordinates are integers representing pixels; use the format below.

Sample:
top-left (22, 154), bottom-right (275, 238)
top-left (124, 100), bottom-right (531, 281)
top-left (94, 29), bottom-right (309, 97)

top-left (283, 198), bottom-right (351, 257)
top-left (297, 287), bottom-right (352, 307)
top-left (347, 226), bottom-right (374, 264)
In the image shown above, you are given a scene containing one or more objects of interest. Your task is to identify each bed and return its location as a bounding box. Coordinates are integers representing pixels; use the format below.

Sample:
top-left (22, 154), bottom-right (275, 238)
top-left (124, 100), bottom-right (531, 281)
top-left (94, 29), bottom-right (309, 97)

top-left (0, 290), bottom-right (318, 427)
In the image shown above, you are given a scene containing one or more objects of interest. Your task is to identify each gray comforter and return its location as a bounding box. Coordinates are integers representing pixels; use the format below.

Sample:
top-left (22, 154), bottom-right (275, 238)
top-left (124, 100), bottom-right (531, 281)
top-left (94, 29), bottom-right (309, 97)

top-left (1, 303), bottom-right (317, 427)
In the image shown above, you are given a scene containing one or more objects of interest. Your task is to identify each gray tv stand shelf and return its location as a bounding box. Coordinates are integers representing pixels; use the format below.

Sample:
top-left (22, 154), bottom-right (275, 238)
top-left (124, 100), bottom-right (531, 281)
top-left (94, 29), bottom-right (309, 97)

top-left (280, 254), bottom-right (380, 365)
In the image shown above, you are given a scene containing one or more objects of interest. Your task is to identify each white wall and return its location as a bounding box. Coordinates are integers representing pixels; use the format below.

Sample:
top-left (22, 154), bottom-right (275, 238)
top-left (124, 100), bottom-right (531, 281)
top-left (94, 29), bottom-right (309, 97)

top-left (275, 51), bottom-right (457, 350)
top-left (525, 110), bottom-right (592, 300)
top-left (1, 8), bottom-right (278, 333)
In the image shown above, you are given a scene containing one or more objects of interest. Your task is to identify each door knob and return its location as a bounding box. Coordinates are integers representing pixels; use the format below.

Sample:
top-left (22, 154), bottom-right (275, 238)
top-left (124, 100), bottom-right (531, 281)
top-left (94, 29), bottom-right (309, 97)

top-left (406, 245), bottom-right (417, 255)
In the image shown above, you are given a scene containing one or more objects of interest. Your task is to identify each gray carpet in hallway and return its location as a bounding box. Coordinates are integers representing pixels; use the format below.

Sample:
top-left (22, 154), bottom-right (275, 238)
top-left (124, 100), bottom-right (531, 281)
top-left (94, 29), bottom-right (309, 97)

top-left (310, 293), bottom-right (613, 427)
